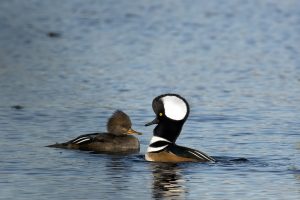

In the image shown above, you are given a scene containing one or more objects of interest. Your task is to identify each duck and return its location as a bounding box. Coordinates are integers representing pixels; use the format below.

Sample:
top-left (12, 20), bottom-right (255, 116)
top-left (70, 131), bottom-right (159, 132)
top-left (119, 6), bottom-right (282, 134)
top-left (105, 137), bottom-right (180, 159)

top-left (47, 110), bottom-right (142, 153)
top-left (145, 94), bottom-right (215, 162)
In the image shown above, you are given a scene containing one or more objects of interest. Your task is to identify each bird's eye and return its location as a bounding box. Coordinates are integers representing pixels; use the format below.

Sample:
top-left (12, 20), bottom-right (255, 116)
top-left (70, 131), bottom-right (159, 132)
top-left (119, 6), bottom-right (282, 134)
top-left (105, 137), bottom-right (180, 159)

top-left (159, 113), bottom-right (163, 117)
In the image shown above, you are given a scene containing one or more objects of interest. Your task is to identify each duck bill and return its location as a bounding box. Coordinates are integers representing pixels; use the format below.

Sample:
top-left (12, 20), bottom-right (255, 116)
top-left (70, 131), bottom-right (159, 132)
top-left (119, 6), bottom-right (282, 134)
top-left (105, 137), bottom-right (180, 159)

top-left (127, 128), bottom-right (142, 135)
top-left (145, 118), bottom-right (159, 126)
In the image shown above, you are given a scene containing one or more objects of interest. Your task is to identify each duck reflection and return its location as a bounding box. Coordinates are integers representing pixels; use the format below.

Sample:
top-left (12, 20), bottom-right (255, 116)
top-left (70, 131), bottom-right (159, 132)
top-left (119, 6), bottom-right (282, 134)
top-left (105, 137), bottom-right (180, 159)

top-left (103, 155), bottom-right (134, 192)
top-left (293, 143), bottom-right (300, 185)
top-left (296, 142), bottom-right (300, 151)
top-left (105, 156), bottom-right (131, 173)
top-left (150, 163), bottom-right (187, 199)
top-left (294, 172), bottom-right (300, 182)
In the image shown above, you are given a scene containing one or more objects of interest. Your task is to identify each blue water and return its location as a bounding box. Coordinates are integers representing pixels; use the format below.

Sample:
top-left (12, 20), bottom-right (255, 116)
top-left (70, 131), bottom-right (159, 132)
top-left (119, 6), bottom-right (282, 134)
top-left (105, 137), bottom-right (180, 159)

top-left (1, 0), bottom-right (300, 199)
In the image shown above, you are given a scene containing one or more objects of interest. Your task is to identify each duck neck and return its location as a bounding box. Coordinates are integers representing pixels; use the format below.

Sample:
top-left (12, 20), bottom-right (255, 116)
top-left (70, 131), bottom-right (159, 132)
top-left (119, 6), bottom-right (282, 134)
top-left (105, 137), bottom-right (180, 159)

top-left (153, 120), bottom-right (184, 144)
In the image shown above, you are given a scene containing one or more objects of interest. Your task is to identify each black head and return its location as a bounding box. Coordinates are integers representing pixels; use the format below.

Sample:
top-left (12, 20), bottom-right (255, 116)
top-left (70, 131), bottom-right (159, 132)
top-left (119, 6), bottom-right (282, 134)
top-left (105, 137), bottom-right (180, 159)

top-left (145, 94), bottom-right (190, 143)
top-left (107, 110), bottom-right (142, 136)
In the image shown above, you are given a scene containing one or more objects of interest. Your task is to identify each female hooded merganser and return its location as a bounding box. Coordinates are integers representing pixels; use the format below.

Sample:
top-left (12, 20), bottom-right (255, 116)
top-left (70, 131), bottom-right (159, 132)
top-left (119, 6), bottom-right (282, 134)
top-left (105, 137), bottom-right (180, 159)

top-left (47, 110), bottom-right (142, 153)
top-left (145, 94), bottom-right (215, 162)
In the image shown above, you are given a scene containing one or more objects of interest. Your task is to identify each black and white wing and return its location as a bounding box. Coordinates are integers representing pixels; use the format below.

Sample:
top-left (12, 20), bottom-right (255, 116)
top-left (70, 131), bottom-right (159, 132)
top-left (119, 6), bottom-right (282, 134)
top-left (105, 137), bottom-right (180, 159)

top-left (68, 133), bottom-right (101, 145)
top-left (167, 144), bottom-right (215, 162)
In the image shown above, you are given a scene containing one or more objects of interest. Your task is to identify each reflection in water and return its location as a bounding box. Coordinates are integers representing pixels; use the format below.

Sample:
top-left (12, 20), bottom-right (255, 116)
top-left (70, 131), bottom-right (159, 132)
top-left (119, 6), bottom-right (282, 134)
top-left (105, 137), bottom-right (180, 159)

top-left (103, 155), bottom-right (133, 192)
top-left (291, 167), bottom-right (300, 194)
top-left (294, 172), bottom-right (300, 182)
top-left (296, 142), bottom-right (300, 150)
top-left (292, 142), bottom-right (300, 185)
top-left (150, 163), bottom-right (187, 199)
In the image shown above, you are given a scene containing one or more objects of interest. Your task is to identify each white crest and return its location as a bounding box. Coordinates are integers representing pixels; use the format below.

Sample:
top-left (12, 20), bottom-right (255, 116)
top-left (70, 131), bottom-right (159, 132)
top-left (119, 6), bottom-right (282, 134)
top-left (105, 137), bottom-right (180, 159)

top-left (161, 96), bottom-right (187, 120)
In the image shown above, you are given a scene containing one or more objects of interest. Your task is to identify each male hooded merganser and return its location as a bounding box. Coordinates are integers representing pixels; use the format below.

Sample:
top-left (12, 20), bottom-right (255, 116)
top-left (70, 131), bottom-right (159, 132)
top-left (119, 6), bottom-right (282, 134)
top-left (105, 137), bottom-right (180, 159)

top-left (145, 94), bottom-right (215, 162)
top-left (47, 110), bottom-right (142, 153)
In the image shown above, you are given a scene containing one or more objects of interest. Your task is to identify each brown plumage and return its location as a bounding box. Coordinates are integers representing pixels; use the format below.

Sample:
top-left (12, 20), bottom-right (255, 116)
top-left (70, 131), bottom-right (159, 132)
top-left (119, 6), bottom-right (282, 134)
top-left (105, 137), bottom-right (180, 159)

top-left (145, 143), bottom-right (215, 162)
top-left (146, 151), bottom-right (196, 162)
top-left (47, 110), bottom-right (141, 153)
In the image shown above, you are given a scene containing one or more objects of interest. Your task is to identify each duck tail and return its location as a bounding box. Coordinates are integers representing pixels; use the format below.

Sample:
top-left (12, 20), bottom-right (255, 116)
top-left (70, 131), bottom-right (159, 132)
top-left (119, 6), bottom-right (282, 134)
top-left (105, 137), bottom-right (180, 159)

top-left (46, 142), bottom-right (68, 148)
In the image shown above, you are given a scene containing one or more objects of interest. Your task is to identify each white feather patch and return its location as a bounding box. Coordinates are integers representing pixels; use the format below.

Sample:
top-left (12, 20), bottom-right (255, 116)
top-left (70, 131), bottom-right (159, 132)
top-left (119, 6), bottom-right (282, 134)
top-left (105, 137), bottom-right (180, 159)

top-left (188, 150), bottom-right (215, 162)
top-left (149, 136), bottom-right (171, 144)
top-left (161, 96), bottom-right (187, 120)
top-left (75, 138), bottom-right (91, 144)
top-left (147, 145), bottom-right (169, 153)
top-left (72, 137), bottom-right (90, 144)
top-left (147, 136), bottom-right (171, 153)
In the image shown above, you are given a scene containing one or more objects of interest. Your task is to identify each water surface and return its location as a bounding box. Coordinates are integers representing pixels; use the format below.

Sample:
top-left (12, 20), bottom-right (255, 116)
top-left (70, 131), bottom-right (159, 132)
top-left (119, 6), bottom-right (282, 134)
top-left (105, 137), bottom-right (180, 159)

top-left (0, 0), bottom-right (300, 199)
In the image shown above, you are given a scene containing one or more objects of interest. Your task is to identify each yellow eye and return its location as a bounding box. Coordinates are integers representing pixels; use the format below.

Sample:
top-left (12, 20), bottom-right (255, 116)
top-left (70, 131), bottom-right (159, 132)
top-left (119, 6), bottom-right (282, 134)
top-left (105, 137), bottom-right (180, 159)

top-left (159, 113), bottom-right (163, 116)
